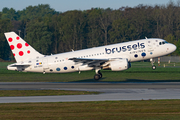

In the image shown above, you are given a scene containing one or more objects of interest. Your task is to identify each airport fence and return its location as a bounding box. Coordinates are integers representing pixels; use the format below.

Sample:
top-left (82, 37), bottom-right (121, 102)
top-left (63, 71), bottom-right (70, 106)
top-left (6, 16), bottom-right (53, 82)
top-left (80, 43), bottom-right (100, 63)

top-left (154, 56), bottom-right (180, 63)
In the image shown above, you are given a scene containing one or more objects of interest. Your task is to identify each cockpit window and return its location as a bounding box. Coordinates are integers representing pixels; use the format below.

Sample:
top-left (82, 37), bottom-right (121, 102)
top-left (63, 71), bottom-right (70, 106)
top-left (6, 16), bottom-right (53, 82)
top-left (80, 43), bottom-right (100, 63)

top-left (159, 41), bottom-right (168, 45)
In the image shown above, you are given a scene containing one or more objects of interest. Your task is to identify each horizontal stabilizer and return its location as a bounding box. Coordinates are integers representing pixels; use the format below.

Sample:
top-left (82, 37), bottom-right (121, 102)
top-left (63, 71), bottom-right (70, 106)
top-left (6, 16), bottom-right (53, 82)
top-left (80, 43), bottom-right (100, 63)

top-left (8, 63), bottom-right (32, 67)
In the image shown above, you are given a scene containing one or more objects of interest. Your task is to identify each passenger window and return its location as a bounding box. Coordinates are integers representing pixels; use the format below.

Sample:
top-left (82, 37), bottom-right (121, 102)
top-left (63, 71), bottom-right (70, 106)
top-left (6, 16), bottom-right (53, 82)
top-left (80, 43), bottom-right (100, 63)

top-left (162, 42), bottom-right (165, 44)
top-left (159, 42), bottom-right (162, 45)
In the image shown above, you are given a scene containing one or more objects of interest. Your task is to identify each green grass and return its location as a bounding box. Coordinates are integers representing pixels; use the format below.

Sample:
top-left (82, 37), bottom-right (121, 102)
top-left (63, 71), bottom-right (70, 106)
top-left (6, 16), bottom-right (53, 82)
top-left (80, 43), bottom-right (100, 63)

top-left (0, 100), bottom-right (180, 120)
top-left (1, 62), bottom-right (180, 82)
top-left (0, 62), bottom-right (180, 119)
top-left (0, 90), bottom-right (99, 97)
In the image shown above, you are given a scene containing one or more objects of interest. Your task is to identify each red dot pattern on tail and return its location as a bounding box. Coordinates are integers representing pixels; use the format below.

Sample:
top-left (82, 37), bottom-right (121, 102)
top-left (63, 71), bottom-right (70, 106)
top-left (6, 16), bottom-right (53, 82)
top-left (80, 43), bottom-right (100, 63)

top-left (16, 37), bottom-right (20, 40)
top-left (8, 36), bottom-right (31, 57)
top-left (27, 50), bottom-right (30, 54)
top-left (25, 43), bottom-right (29, 47)
top-left (17, 43), bottom-right (22, 49)
top-left (8, 38), bottom-right (13, 42)
top-left (19, 51), bottom-right (24, 56)
top-left (10, 45), bottom-right (14, 50)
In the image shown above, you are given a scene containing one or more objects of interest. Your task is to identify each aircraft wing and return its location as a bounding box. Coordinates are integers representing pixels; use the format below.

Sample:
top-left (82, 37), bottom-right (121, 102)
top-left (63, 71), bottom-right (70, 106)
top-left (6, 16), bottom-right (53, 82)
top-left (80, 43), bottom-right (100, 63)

top-left (68, 58), bottom-right (109, 67)
top-left (8, 63), bottom-right (32, 67)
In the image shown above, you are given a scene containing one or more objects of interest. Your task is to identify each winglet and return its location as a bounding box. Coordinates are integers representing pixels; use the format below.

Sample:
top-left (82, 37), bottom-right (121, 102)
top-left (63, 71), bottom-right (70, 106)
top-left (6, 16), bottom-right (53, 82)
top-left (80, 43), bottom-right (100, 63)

top-left (4, 32), bottom-right (44, 62)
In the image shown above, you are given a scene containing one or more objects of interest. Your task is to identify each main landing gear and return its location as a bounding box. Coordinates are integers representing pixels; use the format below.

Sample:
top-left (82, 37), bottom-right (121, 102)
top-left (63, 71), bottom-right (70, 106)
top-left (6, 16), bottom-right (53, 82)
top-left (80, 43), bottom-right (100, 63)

top-left (94, 68), bottom-right (102, 80)
top-left (150, 58), bottom-right (156, 70)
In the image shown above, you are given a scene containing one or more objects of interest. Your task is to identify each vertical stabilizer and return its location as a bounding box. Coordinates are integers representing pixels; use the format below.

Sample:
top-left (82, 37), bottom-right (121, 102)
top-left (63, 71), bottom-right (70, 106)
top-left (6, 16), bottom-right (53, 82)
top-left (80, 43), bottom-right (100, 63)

top-left (4, 32), bottom-right (44, 62)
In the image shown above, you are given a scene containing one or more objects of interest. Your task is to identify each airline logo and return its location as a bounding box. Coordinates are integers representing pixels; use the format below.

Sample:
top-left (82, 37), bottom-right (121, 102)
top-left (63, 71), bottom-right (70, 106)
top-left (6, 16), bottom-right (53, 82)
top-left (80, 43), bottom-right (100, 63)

top-left (105, 42), bottom-right (145, 54)
top-left (36, 62), bottom-right (42, 65)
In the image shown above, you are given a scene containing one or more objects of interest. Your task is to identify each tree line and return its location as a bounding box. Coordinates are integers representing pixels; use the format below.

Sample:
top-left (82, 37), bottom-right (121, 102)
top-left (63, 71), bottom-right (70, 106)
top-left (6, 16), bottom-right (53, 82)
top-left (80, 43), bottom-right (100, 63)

top-left (0, 2), bottom-right (180, 60)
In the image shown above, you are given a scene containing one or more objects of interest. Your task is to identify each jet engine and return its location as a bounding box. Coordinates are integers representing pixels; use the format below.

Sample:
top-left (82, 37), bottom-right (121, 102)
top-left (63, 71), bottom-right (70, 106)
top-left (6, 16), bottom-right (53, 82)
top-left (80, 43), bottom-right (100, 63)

top-left (109, 59), bottom-right (131, 71)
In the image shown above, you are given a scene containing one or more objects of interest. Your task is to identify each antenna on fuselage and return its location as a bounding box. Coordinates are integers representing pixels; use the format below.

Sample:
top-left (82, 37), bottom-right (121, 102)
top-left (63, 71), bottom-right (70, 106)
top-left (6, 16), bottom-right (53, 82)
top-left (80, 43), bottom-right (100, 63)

top-left (145, 36), bottom-right (148, 39)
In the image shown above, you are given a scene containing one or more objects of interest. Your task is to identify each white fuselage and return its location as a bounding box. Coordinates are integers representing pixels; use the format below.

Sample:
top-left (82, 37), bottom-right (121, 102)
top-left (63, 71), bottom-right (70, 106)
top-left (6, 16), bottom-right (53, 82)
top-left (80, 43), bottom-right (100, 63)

top-left (8, 38), bottom-right (176, 73)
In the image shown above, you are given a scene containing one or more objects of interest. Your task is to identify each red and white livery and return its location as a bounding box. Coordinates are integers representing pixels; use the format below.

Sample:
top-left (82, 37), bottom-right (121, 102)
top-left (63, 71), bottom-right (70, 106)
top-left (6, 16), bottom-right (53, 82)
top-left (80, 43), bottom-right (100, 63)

top-left (5, 32), bottom-right (176, 80)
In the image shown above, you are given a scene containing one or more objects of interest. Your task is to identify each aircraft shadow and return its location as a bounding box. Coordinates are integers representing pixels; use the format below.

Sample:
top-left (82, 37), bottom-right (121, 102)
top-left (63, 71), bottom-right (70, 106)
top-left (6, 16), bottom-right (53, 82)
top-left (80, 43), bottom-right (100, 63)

top-left (125, 79), bottom-right (180, 83)
top-left (72, 77), bottom-right (107, 82)
top-left (72, 78), bottom-right (180, 83)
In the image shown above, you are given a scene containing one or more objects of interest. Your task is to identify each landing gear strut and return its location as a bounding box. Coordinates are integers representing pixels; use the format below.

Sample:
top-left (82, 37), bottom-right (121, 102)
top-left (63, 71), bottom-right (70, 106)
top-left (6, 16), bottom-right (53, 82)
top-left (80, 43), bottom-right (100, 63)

top-left (150, 58), bottom-right (156, 70)
top-left (94, 68), bottom-right (102, 80)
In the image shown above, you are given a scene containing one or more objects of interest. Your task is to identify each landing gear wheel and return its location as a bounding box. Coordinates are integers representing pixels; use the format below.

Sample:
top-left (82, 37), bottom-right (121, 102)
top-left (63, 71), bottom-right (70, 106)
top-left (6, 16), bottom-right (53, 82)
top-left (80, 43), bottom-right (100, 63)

top-left (98, 71), bottom-right (102, 78)
top-left (94, 74), bottom-right (101, 81)
top-left (152, 65), bottom-right (156, 70)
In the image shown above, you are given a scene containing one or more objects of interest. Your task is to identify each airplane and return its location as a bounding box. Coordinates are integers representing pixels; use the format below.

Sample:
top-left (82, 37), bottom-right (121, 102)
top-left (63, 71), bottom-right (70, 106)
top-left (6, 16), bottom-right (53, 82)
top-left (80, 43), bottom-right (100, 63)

top-left (5, 32), bottom-right (176, 80)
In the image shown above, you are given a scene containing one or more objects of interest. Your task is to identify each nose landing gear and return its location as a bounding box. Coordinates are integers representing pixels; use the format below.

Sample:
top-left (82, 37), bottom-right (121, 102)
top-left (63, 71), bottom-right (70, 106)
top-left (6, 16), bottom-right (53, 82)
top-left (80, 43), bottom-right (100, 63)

top-left (150, 58), bottom-right (156, 70)
top-left (152, 65), bottom-right (156, 70)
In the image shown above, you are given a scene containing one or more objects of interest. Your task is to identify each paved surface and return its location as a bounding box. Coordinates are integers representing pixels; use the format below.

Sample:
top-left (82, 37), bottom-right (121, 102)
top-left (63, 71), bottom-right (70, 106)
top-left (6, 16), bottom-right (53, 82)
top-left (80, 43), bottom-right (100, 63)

top-left (0, 82), bottom-right (180, 103)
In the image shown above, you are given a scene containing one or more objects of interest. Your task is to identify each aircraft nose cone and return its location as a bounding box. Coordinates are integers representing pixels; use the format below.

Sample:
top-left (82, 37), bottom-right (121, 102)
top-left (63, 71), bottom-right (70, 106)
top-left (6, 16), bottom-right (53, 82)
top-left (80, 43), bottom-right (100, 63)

top-left (171, 44), bottom-right (177, 52)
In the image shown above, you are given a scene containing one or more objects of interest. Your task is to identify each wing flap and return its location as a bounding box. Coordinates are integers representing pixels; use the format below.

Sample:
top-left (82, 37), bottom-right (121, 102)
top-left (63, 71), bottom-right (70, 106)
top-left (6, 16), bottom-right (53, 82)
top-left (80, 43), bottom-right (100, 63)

top-left (69, 58), bottom-right (109, 67)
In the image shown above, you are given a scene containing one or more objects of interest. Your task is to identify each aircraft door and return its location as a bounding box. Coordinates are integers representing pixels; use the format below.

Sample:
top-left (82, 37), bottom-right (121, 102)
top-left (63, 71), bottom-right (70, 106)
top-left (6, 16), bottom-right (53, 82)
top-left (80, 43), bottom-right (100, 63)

top-left (147, 40), bottom-right (153, 51)
top-left (43, 59), bottom-right (49, 69)
top-left (147, 40), bottom-right (158, 53)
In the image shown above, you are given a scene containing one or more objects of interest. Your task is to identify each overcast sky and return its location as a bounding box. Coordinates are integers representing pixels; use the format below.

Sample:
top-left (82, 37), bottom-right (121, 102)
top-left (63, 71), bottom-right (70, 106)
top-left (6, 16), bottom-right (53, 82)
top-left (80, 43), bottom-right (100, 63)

top-left (0, 0), bottom-right (175, 12)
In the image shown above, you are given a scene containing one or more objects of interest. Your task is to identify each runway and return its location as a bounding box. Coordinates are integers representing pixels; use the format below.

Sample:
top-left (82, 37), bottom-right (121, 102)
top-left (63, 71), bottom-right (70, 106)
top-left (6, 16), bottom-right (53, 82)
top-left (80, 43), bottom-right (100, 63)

top-left (0, 82), bottom-right (180, 103)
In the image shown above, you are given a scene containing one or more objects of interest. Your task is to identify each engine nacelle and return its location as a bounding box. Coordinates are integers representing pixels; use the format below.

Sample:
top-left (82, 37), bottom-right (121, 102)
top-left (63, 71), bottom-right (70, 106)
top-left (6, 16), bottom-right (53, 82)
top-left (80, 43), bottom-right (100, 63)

top-left (110, 59), bottom-right (131, 71)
